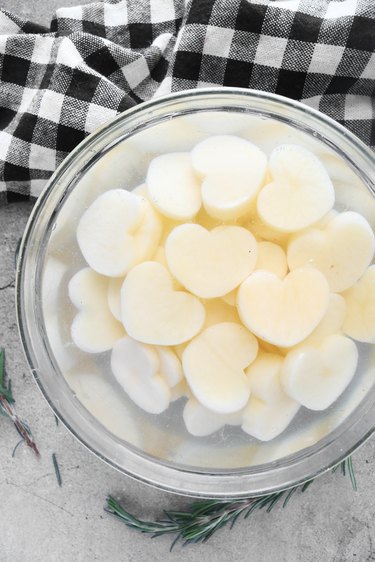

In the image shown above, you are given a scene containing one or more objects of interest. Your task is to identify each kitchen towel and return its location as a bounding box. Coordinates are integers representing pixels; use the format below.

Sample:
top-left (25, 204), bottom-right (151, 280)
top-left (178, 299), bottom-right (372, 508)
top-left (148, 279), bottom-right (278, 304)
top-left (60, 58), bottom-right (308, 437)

top-left (0, 0), bottom-right (374, 201)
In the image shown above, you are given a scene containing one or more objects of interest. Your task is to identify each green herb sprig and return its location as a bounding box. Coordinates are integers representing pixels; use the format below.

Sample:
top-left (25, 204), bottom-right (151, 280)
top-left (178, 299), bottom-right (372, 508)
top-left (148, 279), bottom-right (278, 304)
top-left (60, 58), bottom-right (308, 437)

top-left (0, 348), bottom-right (39, 456)
top-left (105, 457), bottom-right (355, 549)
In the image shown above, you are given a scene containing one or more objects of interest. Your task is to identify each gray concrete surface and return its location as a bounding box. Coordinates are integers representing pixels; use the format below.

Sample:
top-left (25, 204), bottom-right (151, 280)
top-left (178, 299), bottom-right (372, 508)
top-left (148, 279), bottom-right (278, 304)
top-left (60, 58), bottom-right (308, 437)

top-left (1, 1), bottom-right (375, 561)
top-left (1, 202), bottom-right (375, 561)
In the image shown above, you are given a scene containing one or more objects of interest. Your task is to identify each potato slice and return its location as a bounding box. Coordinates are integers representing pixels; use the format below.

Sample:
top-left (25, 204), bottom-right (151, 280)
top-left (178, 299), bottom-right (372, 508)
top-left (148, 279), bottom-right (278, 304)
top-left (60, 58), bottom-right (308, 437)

top-left (281, 335), bottom-right (358, 410)
top-left (165, 224), bottom-right (258, 298)
top-left (342, 265), bottom-right (375, 343)
top-left (257, 145), bottom-right (335, 232)
top-left (238, 268), bottom-right (329, 347)
top-left (146, 153), bottom-right (201, 220)
top-left (111, 336), bottom-right (171, 414)
top-left (287, 211), bottom-right (374, 292)
top-left (121, 262), bottom-right (205, 345)
top-left (182, 322), bottom-right (258, 414)
top-left (69, 268), bottom-right (124, 353)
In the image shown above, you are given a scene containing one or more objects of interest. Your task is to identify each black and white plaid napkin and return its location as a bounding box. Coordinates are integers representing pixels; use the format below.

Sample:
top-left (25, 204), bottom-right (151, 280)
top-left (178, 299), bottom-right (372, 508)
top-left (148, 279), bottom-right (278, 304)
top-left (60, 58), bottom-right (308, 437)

top-left (0, 0), bottom-right (374, 202)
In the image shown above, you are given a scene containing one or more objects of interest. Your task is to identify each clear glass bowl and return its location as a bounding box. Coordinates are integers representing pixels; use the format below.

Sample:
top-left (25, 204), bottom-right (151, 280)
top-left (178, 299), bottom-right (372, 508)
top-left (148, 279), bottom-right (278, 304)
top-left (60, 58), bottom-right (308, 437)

top-left (16, 88), bottom-right (375, 499)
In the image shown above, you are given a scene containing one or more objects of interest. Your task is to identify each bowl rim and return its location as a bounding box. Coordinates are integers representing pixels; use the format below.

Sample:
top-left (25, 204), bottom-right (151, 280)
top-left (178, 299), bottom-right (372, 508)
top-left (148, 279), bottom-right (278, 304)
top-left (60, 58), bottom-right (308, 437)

top-left (16, 86), bottom-right (375, 498)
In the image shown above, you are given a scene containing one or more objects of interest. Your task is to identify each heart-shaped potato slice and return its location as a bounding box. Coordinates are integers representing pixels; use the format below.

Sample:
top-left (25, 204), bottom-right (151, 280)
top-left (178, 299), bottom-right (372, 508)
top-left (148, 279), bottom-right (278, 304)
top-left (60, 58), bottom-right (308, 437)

top-left (241, 395), bottom-right (300, 442)
top-left (182, 322), bottom-right (258, 414)
top-left (221, 241), bottom-right (288, 307)
top-left (281, 334), bottom-right (358, 410)
top-left (121, 262), bottom-right (205, 345)
top-left (237, 268), bottom-right (330, 347)
top-left (77, 189), bottom-right (143, 276)
top-left (165, 224), bottom-right (258, 298)
top-left (242, 352), bottom-right (300, 441)
top-left (77, 189), bottom-right (162, 277)
top-left (111, 336), bottom-right (171, 414)
top-left (257, 144), bottom-right (335, 232)
top-left (287, 211), bottom-right (374, 292)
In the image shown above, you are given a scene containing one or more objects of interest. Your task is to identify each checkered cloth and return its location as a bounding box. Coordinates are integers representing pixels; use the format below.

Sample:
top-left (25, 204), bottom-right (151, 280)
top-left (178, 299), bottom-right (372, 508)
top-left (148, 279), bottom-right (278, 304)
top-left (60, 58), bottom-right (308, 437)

top-left (1, 0), bottom-right (374, 202)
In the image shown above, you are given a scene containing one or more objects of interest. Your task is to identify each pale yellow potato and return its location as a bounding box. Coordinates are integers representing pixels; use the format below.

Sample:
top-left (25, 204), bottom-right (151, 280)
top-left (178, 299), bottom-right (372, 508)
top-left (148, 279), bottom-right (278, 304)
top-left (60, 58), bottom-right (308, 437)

top-left (146, 152), bottom-right (201, 220)
top-left (191, 135), bottom-right (267, 179)
top-left (238, 268), bottom-right (330, 347)
top-left (242, 396), bottom-right (300, 442)
top-left (257, 145), bottom-right (335, 232)
top-left (121, 262), bottom-right (205, 345)
top-left (243, 351), bottom-right (299, 441)
top-left (69, 268), bottom-right (125, 353)
top-left (342, 265), bottom-right (375, 343)
top-left (202, 165), bottom-right (266, 221)
top-left (182, 322), bottom-right (258, 414)
top-left (255, 241), bottom-right (288, 278)
top-left (281, 334), bottom-right (358, 411)
top-left (165, 224), bottom-right (258, 298)
top-left (183, 397), bottom-right (243, 437)
top-left (297, 293), bottom-right (347, 347)
top-left (76, 189), bottom-right (145, 277)
top-left (287, 211), bottom-right (374, 292)
top-left (111, 336), bottom-right (171, 414)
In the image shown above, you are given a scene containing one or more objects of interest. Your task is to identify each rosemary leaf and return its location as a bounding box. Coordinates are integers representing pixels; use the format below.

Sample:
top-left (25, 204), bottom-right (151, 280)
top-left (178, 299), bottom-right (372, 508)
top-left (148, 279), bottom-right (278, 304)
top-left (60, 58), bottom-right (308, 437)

top-left (266, 492), bottom-right (284, 512)
top-left (52, 453), bottom-right (62, 487)
top-left (282, 486), bottom-right (298, 508)
top-left (0, 349), bottom-right (14, 403)
top-left (347, 456), bottom-right (357, 491)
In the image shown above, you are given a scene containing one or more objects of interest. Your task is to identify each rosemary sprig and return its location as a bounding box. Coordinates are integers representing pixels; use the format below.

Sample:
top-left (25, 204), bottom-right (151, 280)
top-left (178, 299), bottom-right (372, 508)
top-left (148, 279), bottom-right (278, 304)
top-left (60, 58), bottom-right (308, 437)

top-left (106, 456), bottom-right (356, 549)
top-left (0, 348), bottom-right (39, 456)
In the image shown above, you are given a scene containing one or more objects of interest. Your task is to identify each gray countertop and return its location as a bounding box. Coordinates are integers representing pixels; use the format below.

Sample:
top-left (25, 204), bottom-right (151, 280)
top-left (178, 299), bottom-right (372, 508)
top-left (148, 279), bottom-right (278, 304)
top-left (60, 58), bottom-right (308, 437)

top-left (1, 2), bottom-right (375, 561)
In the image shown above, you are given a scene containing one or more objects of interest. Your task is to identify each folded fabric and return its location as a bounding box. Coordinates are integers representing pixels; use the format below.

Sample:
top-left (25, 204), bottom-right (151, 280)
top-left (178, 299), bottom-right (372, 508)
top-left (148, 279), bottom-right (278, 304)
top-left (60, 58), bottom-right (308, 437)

top-left (0, 0), bottom-right (374, 202)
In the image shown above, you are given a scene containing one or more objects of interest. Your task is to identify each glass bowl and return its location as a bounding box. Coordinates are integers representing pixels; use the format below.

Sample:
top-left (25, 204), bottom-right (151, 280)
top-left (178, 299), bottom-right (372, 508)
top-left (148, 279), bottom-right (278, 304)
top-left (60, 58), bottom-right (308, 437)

top-left (16, 88), bottom-right (375, 499)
